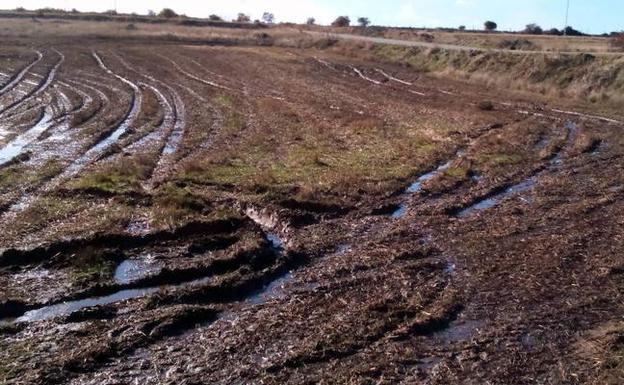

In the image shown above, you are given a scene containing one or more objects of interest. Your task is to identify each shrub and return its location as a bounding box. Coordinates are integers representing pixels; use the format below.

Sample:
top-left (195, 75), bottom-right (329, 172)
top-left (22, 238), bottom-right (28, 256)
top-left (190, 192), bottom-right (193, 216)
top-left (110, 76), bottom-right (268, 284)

top-left (236, 13), bottom-right (251, 23)
top-left (563, 26), bottom-right (584, 36)
top-left (458, 25), bottom-right (466, 31)
top-left (332, 16), bottom-right (350, 27)
top-left (209, 14), bottom-right (223, 21)
top-left (357, 17), bottom-right (370, 27)
top-left (315, 38), bottom-right (339, 49)
top-left (158, 8), bottom-right (177, 18)
top-left (484, 21), bottom-right (497, 31)
top-left (126, 23), bottom-right (137, 30)
top-left (524, 23), bottom-right (543, 35)
top-left (306, 17), bottom-right (316, 25)
top-left (547, 28), bottom-right (561, 36)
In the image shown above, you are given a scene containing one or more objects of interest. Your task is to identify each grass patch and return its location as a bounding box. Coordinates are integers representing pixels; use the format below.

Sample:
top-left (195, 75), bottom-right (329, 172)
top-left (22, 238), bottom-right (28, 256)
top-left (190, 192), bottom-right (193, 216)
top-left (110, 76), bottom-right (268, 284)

top-left (477, 153), bottom-right (523, 166)
top-left (69, 245), bottom-right (116, 287)
top-left (151, 184), bottom-right (208, 228)
top-left (214, 93), bottom-right (233, 107)
top-left (179, 121), bottom-right (440, 201)
top-left (73, 155), bottom-right (154, 194)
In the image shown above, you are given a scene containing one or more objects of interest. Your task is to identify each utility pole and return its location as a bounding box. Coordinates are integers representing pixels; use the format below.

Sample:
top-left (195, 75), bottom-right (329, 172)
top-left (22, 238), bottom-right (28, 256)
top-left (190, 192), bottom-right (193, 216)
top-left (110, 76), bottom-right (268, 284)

top-left (563, 0), bottom-right (570, 35)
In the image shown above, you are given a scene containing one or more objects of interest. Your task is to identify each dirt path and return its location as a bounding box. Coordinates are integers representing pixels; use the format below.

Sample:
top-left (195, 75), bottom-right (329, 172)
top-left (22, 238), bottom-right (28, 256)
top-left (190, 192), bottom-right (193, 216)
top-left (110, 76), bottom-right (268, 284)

top-left (309, 31), bottom-right (624, 56)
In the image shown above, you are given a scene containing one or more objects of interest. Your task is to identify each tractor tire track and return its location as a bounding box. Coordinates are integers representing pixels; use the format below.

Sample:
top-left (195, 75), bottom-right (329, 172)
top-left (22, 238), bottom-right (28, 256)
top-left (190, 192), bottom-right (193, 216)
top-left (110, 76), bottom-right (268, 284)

top-left (0, 50), bottom-right (43, 96)
top-left (0, 49), bottom-right (64, 118)
top-left (0, 52), bottom-right (142, 220)
top-left (158, 54), bottom-right (231, 91)
top-left (113, 53), bottom-right (187, 188)
top-left (59, 51), bottom-right (142, 177)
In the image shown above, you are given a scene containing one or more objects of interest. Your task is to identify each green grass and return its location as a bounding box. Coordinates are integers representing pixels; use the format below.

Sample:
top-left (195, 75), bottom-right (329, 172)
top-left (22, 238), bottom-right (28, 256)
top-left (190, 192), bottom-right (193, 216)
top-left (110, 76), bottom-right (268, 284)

top-left (214, 93), bottom-right (234, 106)
top-left (70, 259), bottom-right (114, 287)
top-left (478, 153), bottom-right (523, 166)
top-left (73, 155), bottom-right (154, 194)
top-left (180, 125), bottom-right (439, 200)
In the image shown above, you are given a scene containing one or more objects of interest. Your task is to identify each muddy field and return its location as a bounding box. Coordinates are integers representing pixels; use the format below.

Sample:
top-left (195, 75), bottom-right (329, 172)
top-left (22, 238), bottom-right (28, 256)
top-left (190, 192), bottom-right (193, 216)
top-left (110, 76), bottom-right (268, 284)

top-left (0, 31), bottom-right (623, 385)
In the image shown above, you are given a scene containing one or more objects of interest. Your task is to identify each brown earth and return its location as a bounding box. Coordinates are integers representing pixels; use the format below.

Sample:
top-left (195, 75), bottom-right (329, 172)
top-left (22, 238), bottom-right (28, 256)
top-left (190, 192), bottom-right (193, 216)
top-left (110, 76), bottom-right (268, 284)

top-left (0, 30), bottom-right (622, 385)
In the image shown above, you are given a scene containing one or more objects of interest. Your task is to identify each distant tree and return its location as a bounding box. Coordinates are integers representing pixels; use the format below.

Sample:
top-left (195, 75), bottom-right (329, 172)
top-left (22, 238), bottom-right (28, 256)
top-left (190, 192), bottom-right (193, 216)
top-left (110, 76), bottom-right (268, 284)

top-left (236, 13), bottom-right (251, 23)
top-left (306, 17), bottom-right (316, 25)
top-left (547, 27), bottom-right (561, 36)
top-left (14, 7), bottom-right (26, 12)
top-left (208, 14), bottom-right (223, 21)
top-left (458, 25), bottom-right (466, 31)
top-left (147, 10), bottom-right (156, 17)
top-left (484, 21), bottom-right (497, 31)
top-left (158, 8), bottom-right (178, 18)
top-left (563, 26), bottom-right (584, 36)
top-left (71, 8), bottom-right (79, 14)
top-left (106, 9), bottom-right (117, 16)
top-left (332, 16), bottom-right (350, 27)
top-left (262, 12), bottom-right (274, 24)
top-left (357, 17), bottom-right (370, 27)
top-left (524, 23), bottom-right (543, 35)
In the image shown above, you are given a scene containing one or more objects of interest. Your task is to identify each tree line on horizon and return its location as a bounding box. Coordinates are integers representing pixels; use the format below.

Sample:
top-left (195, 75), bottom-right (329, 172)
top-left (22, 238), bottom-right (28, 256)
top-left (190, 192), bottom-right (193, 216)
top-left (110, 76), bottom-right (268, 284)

top-left (7, 6), bottom-right (623, 38)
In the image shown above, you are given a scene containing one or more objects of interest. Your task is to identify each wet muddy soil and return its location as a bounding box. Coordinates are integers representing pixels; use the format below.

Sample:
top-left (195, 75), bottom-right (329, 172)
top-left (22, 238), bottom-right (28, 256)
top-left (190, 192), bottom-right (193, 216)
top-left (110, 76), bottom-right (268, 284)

top-left (0, 35), bottom-right (622, 385)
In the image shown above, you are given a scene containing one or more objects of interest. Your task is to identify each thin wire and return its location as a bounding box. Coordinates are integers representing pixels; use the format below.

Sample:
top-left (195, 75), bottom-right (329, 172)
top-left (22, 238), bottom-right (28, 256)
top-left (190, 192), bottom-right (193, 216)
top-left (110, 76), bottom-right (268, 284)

top-left (564, 0), bottom-right (570, 34)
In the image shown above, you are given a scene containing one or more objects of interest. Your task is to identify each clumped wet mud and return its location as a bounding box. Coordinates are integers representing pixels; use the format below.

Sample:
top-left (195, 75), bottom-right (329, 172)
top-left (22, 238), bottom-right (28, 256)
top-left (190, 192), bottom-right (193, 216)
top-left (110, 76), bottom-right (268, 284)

top-left (0, 34), bottom-right (622, 385)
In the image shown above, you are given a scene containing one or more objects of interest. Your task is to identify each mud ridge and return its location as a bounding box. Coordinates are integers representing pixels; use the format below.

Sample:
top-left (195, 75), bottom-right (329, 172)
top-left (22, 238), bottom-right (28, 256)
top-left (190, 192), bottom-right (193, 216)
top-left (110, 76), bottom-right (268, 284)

top-left (0, 218), bottom-right (244, 268)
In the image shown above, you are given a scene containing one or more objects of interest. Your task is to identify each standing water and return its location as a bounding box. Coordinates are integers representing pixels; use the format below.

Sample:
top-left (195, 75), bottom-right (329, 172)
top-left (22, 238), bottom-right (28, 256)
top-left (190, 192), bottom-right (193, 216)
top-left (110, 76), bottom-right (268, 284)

top-left (0, 110), bottom-right (54, 166)
top-left (391, 160), bottom-right (453, 218)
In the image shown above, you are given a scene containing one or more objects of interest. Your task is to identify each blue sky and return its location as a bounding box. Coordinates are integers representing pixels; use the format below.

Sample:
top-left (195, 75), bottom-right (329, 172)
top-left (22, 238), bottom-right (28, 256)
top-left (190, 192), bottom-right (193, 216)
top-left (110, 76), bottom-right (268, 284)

top-left (2, 0), bottom-right (622, 34)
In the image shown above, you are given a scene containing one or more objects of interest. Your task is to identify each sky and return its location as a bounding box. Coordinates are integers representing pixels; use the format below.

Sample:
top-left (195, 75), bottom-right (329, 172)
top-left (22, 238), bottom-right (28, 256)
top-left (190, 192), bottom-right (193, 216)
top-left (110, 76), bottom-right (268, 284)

top-left (1, 0), bottom-right (622, 34)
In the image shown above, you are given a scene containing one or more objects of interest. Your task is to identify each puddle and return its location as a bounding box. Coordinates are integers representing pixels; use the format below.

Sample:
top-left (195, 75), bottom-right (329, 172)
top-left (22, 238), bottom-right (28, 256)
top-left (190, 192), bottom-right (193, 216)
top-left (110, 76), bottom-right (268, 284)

top-left (9, 287), bottom-right (160, 323)
top-left (436, 319), bottom-right (485, 344)
top-left (391, 160), bottom-right (453, 219)
top-left (444, 263), bottom-right (456, 275)
top-left (114, 256), bottom-right (161, 285)
top-left (0, 50), bottom-right (64, 117)
top-left (336, 244), bottom-right (352, 254)
top-left (391, 204), bottom-right (407, 219)
top-left (407, 161), bottom-right (451, 193)
top-left (457, 122), bottom-right (577, 217)
top-left (0, 110), bottom-right (54, 165)
top-left (0, 50), bottom-right (43, 95)
top-left (0, 232), bottom-right (287, 324)
top-left (266, 233), bottom-right (283, 250)
top-left (246, 271), bottom-right (293, 305)
top-left (457, 179), bottom-right (535, 217)
top-left (3, 272), bottom-right (220, 324)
